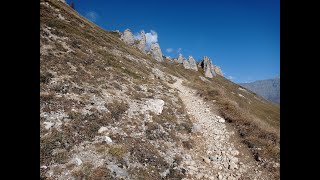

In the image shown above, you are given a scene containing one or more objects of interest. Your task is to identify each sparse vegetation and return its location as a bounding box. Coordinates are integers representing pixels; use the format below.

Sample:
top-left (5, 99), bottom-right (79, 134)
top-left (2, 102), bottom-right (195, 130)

top-left (40, 0), bottom-right (279, 179)
top-left (107, 100), bottom-right (129, 121)
top-left (109, 145), bottom-right (126, 160)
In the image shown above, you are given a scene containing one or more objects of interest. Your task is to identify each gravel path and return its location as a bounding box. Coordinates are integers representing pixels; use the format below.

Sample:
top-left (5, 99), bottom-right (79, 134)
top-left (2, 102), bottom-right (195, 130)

top-left (169, 77), bottom-right (269, 180)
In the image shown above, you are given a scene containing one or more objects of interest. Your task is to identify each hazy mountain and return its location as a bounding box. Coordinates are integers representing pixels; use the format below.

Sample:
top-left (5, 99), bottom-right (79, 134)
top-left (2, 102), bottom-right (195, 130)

top-left (239, 76), bottom-right (280, 104)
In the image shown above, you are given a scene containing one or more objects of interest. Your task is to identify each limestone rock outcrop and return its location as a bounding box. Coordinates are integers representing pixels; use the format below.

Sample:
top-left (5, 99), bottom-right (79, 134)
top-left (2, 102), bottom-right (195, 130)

top-left (137, 30), bottom-right (146, 53)
top-left (183, 58), bottom-right (191, 69)
top-left (121, 29), bottom-right (134, 45)
top-left (177, 53), bottom-right (183, 64)
top-left (150, 43), bottom-right (163, 62)
top-left (213, 65), bottom-right (223, 76)
top-left (188, 56), bottom-right (198, 71)
top-left (201, 56), bottom-right (214, 78)
top-left (210, 64), bottom-right (217, 76)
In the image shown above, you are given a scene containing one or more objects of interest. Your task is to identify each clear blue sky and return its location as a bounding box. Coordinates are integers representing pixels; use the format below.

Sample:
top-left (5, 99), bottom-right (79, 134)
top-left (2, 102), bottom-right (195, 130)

top-left (66, 0), bottom-right (279, 83)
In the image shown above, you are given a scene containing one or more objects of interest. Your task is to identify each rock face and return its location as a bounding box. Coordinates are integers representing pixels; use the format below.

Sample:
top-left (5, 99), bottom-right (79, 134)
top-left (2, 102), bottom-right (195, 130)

top-left (165, 56), bottom-right (172, 61)
top-left (201, 56), bottom-right (213, 78)
top-left (210, 64), bottom-right (217, 76)
top-left (189, 56), bottom-right (198, 71)
top-left (121, 29), bottom-right (134, 45)
top-left (213, 65), bottom-right (223, 76)
top-left (183, 58), bottom-right (191, 69)
top-left (137, 30), bottom-right (146, 53)
top-left (152, 68), bottom-right (167, 80)
top-left (198, 61), bottom-right (202, 68)
top-left (150, 43), bottom-right (163, 62)
top-left (144, 99), bottom-right (165, 115)
top-left (178, 53), bottom-right (183, 64)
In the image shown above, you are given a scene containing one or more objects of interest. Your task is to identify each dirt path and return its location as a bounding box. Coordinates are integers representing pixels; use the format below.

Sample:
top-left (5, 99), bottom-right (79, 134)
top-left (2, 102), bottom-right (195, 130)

top-left (169, 77), bottom-right (270, 180)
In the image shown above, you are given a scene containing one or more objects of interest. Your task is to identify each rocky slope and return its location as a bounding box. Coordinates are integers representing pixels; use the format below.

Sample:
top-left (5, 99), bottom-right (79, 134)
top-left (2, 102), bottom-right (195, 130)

top-left (239, 77), bottom-right (280, 104)
top-left (40, 0), bottom-right (280, 179)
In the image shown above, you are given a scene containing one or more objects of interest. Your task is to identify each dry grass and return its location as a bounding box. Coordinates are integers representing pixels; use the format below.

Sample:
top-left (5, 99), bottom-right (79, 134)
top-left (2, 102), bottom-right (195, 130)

top-left (106, 100), bottom-right (129, 121)
top-left (40, 0), bottom-right (279, 178)
top-left (162, 58), bottom-right (280, 174)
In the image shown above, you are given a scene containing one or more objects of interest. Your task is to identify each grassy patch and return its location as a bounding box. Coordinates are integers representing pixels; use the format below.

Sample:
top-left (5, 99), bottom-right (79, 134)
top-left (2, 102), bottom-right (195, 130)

top-left (106, 100), bottom-right (129, 121)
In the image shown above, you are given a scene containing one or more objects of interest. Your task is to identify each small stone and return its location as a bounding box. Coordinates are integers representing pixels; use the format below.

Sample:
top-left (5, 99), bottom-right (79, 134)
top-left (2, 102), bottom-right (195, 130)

top-left (203, 157), bottom-right (211, 164)
top-left (150, 43), bottom-right (163, 62)
top-left (196, 173), bottom-right (203, 179)
top-left (40, 166), bottom-right (48, 169)
top-left (104, 136), bottom-right (112, 143)
top-left (43, 122), bottom-right (54, 130)
top-left (231, 150), bottom-right (239, 156)
top-left (227, 176), bottom-right (236, 180)
top-left (189, 170), bottom-right (194, 176)
top-left (188, 166), bottom-right (198, 171)
top-left (230, 157), bottom-right (238, 163)
top-left (98, 126), bottom-right (108, 133)
top-left (223, 162), bottom-right (229, 168)
top-left (229, 162), bottom-right (238, 170)
top-left (192, 124), bottom-right (202, 133)
top-left (218, 174), bottom-right (223, 180)
top-left (75, 157), bottom-right (82, 166)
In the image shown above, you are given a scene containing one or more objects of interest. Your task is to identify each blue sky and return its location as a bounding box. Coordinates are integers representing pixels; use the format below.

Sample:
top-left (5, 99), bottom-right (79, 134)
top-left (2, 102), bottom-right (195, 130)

top-left (66, 0), bottom-right (279, 83)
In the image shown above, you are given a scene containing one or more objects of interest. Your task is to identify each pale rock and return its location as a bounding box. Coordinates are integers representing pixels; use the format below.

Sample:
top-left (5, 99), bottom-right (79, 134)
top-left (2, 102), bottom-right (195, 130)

top-left (151, 68), bottom-right (166, 80)
top-left (210, 64), bottom-right (217, 76)
top-left (144, 99), bottom-right (164, 115)
top-left (43, 122), bottom-right (54, 130)
top-left (213, 65), bottom-right (223, 76)
top-left (227, 176), bottom-right (236, 180)
top-left (121, 29), bottom-right (134, 45)
top-left (192, 124), bottom-right (202, 133)
top-left (75, 157), bottom-right (82, 166)
top-left (160, 169), bottom-right (170, 177)
top-left (203, 157), bottom-right (211, 164)
top-left (200, 56), bottom-right (213, 78)
top-left (223, 161), bottom-right (229, 168)
top-left (183, 58), bottom-right (191, 69)
top-left (138, 30), bottom-right (146, 53)
top-left (178, 53), bottom-right (183, 64)
top-left (196, 173), bottom-right (204, 179)
top-left (228, 162), bottom-right (238, 170)
top-left (107, 163), bottom-right (129, 178)
top-left (218, 118), bottom-right (225, 123)
top-left (231, 150), bottom-right (239, 156)
top-left (150, 43), bottom-right (163, 62)
top-left (188, 166), bottom-right (198, 171)
top-left (104, 136), bottom-right (112, 143)
top-left (98, 126), bottom-right (108, 133)
top-left (189, 170), bottom-right (194, 176)
top-left (189, 56), bottom-right (198, 71)
top-left (199, 75), bottom-right (210, 82)
top-left (230, 157), bottom-right (238, 163)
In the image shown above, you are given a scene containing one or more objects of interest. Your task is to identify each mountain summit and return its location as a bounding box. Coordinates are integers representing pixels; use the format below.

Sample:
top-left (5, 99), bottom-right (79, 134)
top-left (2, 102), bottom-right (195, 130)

top-left (239, 77), bottom-right (280, 104)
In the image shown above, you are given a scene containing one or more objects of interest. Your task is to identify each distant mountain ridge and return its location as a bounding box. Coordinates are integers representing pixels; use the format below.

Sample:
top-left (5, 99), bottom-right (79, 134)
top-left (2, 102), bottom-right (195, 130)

top-left (239, 77), bottom-right (280, 104)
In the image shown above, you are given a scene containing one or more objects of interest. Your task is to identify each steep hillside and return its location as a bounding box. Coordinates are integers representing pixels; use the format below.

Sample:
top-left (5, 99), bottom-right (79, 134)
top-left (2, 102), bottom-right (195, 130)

top-left (239, 77), bottom-right (280, 104)
top-left (40, 0), bottom-right (280, 179)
